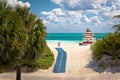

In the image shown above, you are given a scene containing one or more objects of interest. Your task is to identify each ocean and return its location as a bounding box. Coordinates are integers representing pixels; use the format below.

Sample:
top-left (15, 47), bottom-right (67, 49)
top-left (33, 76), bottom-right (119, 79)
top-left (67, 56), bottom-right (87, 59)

top-left (45, 33), bottom-right (108, 43)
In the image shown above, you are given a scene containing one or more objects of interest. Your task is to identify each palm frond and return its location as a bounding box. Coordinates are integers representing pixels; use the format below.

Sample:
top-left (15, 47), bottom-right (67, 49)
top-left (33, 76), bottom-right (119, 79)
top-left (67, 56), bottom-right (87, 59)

top-left (114, 15), bottom-right (120, 18)
top-left (112, 24), bottom-right (120, 32)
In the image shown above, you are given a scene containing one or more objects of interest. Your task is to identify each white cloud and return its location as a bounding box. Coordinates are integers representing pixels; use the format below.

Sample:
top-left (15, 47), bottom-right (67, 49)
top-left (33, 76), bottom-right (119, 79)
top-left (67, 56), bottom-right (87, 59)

top-left (51, 0), bottom-right (106, 10)
top-left (6, 0), bottom-right (17, 7)
top-left (41, 7), bottom-right (116, 33)
top-left (108, 0), bottom-right (120, 9)
top-left (90, 16), bottom-right (102, 24)
top-left (41, 11), bottom-right (49, 15)
top-left (41, 8), bottom-right (65, 16)
top-left (103, 10), bottom-right (120, 18)
top-left (52, 8), bottom-right (65, 16)
top-left (51, 0), bottom-right (62, 5)
top-left (41, 8), bottom-right (83, 31)
top-left (92, 19), bottom-right (115, 33)
top-left (111, 5), bottom-right (116, 11)
top-left (86, 10), bottom-right (99, 16)
top-left (83, 15), bottom-right (91, 23)
top-left (40, 0), bottom-right (120, 33)
top-left (6, 0), bottom-right (30, 8)
top-left (51, 0), bottom-right (120, 11)
top-left (17, 1), bottom-right (30, 8)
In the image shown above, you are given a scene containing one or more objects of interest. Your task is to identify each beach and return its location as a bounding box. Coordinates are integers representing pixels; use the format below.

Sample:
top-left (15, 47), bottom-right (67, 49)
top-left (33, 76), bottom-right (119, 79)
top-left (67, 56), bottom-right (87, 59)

top-left (0, 42), bottom-right (120, 80)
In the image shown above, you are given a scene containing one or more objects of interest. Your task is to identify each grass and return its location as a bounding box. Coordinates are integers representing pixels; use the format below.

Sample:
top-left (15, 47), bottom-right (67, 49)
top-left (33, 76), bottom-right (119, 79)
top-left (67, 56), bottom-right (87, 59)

top-left (35, 46), bottom-right (54, 69)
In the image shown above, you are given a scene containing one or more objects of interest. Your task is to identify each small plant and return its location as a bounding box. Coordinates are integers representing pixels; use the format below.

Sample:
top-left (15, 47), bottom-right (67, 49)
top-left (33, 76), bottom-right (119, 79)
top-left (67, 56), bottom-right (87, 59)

top-left (26, 46), bottom-right (54, 70)
top-left (35, 46), bottom-right (54, 69)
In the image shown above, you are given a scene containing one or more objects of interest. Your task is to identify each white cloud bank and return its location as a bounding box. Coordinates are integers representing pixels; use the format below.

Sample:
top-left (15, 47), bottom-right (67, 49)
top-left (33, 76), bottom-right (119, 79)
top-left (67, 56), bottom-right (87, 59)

top-left (51, 0), bottom-right (120, 11)
top-left (41, 0), bottom-right (120, 33)
top-left (6, 0), bottom-right (30, 8)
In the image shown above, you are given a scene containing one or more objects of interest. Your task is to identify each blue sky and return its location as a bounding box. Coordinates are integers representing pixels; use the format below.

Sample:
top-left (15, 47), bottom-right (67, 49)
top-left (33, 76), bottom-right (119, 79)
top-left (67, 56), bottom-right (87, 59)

top-left (18, 0), bottom-right (59, 16)
top-left (7, 0), bottom-right (120, 33)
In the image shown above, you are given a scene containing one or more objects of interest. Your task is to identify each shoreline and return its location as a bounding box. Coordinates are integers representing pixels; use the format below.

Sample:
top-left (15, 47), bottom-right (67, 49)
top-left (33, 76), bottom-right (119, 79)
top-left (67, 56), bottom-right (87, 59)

top-left (46, 40), bottom-right (82, 44)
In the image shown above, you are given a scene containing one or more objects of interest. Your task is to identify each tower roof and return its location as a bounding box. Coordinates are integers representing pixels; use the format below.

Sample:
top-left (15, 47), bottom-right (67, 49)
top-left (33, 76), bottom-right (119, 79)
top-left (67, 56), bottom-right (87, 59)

top-left (86, 28), bottom-right (91, 32)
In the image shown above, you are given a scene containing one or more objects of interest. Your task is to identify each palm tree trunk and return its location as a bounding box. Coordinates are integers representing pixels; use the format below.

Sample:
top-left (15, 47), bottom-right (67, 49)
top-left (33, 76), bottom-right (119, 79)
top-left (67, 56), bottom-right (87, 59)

top-left (16, 64), bottom-right (21, 80)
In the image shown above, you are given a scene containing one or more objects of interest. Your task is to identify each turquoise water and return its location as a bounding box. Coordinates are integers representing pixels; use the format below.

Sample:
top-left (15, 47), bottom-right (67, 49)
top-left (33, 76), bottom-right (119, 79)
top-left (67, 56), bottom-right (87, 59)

top-left (45, 33), bottom-right (108, 43)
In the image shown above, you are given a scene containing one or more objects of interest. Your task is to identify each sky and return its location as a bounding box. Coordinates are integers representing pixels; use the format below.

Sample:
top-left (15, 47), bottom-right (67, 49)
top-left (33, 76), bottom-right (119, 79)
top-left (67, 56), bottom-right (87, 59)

top-left (6, 0), bottom-right (120, 33)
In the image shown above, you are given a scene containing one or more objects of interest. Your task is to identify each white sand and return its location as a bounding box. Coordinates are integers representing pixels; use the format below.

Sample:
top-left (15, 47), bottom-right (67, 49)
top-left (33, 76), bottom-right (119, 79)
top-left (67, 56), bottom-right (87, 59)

top-left (0, 42), bottom-right (120, 80)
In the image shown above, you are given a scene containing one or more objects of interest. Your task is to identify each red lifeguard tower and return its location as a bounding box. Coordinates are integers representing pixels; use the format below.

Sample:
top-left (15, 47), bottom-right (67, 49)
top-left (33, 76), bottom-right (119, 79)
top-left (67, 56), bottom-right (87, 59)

top-left (82, 28), bottom-right (95, 44)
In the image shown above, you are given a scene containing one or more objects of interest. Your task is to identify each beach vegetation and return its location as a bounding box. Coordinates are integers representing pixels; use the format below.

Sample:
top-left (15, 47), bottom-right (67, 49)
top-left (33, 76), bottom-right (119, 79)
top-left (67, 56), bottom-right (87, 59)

top-left (36, 46), bottom-right (54, 69)
top-left (30, 46), bottom-right (54, 69)
top-left (0, 1), bottom-right (54, 80)
top-left (92, 15), bottom-right (120, 68)
top-left (92, 33), bottom-right (120, 60)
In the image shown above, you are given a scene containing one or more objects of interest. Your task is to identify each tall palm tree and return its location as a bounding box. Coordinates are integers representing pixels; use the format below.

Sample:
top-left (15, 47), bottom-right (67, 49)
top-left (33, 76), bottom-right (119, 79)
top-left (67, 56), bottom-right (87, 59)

top-left (16, 7), bottom-right (47, 80)
top-left (0, 1), bottom-right (47, 80)
top-left (0, 1), bottom-right (27, 80)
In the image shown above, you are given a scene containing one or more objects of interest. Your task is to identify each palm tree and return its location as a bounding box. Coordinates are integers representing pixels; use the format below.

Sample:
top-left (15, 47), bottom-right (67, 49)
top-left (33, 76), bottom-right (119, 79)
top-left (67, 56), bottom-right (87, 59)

top-left (16, 7), bottom-right (47, 79)
top-left (0, 1), bottom-right (47, 80)
top-left (113, 15), bottom-right (120, 32)
top-left (16, 6), bottom-right (46, 65)
top-left (0, 1), bottom-right (27, 80)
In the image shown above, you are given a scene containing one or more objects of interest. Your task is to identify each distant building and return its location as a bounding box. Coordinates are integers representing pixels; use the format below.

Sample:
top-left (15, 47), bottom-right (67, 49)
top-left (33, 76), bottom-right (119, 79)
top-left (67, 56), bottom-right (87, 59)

top-left (82, 28), bottom-right (95, 44)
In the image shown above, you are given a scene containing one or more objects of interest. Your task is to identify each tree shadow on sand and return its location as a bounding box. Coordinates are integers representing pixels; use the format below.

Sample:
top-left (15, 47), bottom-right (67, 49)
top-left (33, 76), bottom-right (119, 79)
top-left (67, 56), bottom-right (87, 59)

top-left (86, 55), bottom-right (120, 74)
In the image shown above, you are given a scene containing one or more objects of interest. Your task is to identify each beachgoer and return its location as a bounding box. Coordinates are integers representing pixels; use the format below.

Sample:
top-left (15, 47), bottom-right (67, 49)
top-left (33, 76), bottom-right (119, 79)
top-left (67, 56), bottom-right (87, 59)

top-left (79, 42), bottom-right (83, 45)
top-left (58, 42), bottom-right (60, 46)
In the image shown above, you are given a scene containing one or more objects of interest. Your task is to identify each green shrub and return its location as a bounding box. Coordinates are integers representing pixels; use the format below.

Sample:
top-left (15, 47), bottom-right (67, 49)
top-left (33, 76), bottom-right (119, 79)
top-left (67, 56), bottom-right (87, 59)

top-left (0, 66), bottom-right (5, 73)
top-left (92, 40), bottom-right (104, 60)
top-left (22, 46), bottom-right (54, 72)
top-left (34, 46), bottom-right (54, 69)
top-left (92, 33), bottom-right (120, 61)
